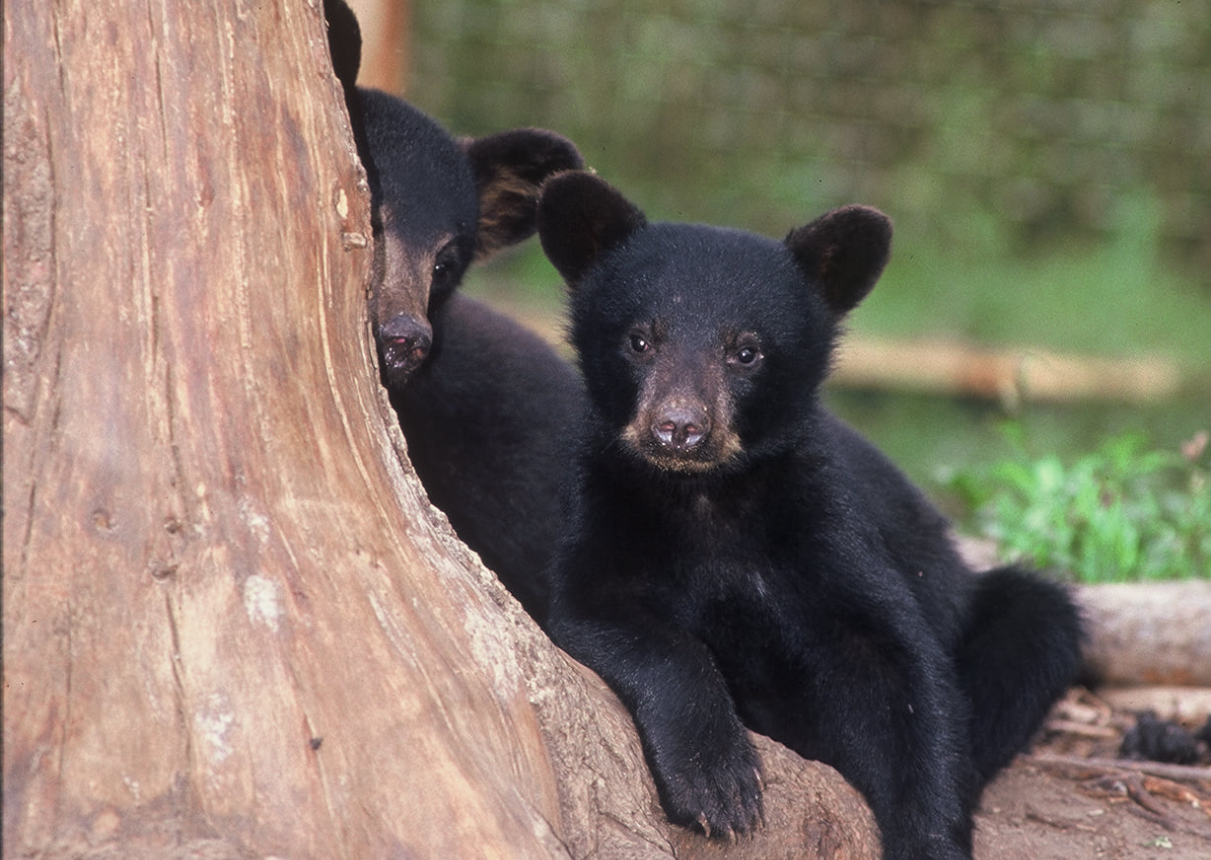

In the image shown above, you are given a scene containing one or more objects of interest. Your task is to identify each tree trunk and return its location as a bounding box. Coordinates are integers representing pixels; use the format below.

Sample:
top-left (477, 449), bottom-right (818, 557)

top-left (2, 2), bottom-right (877, 858)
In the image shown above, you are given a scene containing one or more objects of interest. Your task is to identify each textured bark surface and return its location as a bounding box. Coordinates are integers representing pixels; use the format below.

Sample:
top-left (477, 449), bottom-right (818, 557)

top-left (2, 2), bottom-right (878, 858)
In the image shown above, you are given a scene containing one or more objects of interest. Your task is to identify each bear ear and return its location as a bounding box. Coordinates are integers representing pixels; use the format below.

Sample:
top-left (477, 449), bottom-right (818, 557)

top-left (463, 130), bottom-right (586, 260)
top-left (784, 205), bottom-right (893, 316)
top-left (537, 171), bottom-right (647, 287)
top-left (323, 0), bottom-right (362, 92)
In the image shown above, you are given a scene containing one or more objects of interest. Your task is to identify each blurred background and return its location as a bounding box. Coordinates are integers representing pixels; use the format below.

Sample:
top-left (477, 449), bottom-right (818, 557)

top-left (347, 0), bottom-right (1208, 517)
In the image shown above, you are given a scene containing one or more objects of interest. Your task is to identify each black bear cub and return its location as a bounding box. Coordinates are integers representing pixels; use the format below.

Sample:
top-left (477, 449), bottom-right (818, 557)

top-left (325, 0), bottom-right (585, 619)
top-left (537, 171), bottom-right (1083, 860)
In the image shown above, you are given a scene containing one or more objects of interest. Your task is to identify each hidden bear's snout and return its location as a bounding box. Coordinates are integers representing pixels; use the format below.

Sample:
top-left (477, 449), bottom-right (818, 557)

top-left (377, 313), bottom-right (433, 384)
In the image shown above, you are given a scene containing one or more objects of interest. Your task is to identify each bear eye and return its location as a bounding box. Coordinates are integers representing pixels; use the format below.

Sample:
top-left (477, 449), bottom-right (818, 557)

top-left (628, 332), bottom-right (650, 354)
top-left (431, 243), bottom-right (462, 289)
top-left (729, 338), bottom-right (762, 368)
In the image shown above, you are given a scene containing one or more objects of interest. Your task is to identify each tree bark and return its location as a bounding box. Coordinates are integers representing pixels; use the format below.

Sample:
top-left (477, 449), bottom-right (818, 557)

top-left (2, 2), bottom-right (877, 858)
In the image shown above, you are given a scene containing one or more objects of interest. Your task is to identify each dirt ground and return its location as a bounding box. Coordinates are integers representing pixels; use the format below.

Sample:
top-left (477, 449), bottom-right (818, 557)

top-left (973, 688), bottom-right (1211, 860)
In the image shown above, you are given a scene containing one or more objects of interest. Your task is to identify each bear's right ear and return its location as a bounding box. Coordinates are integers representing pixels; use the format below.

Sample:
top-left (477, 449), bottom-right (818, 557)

top-left (537, 172), bottom-right (647, 287)
top-left (784, 205), bottom-right (893, 316)
top-left (324, 0), bottom-right (362, 92)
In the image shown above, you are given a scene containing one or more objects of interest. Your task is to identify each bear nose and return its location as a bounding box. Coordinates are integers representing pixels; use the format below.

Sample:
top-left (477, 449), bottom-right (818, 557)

top-left (653, 402), bottom-right (710, 451)
top-left (378, 314), bottom-right (433, 381)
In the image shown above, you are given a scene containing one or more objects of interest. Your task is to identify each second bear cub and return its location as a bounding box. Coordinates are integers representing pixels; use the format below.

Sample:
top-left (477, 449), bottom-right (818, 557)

top-left (325, 0), bottom-right (584, 619)
top-left (537, 172), bottom-right (1082, 860)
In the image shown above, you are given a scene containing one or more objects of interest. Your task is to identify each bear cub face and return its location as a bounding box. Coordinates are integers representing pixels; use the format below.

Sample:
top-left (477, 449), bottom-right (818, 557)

top-left (541, 171), bottom-right (892, 475)
top-left (325, 0), bottom-right (582, 388)
top-left (360, 100), bottom-right (582, 387)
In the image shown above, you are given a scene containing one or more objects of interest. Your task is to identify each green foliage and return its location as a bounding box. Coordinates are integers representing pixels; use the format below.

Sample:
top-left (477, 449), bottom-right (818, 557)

top-left (950, 428), bottom-right (1211, 582)
top-left (470, 189), bottom-right (1211, 371)
top-left (413, 0), bottom-right (1211, 277)
top-left (849, 191), bottom-right (1211, 368)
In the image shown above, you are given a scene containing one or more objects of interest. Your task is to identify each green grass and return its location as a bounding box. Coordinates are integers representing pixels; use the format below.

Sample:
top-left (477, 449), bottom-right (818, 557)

top-left (948, 428), bottom-right (1210, 582)
top-left (846, 190), bottom-right (1211, 367)
top-left (853, 233), bottom-right (1211, 369)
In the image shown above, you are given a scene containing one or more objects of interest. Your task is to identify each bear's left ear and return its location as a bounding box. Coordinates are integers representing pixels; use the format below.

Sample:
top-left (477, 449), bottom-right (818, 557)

top-left (463, 130), bottom-right (585, 260)
top-left (784, 205), bottom-right (892, 316)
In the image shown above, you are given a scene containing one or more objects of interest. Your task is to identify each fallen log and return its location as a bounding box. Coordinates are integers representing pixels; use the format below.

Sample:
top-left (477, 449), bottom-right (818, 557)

top-left (1078, 581), bottom-right (1211, 688)
top-left (832, 336), bottom-right (1184, 405)
top-left (955, 538), bottom-right (1211, 689)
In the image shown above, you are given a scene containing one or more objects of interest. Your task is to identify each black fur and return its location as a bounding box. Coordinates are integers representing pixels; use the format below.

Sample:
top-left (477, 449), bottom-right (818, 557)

top-left (390, 298), bottom-right (582, 615)
top-left (324, 0), bottom-right (585, 618)
top-left (1120, 711), bottom-right (1210, 766)
top-left (538, 171), bottom-right (1083, 859)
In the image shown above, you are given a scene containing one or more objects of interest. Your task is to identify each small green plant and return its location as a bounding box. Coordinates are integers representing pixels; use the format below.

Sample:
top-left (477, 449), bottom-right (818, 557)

top-left (950, 428), bottom-right (1210, 583)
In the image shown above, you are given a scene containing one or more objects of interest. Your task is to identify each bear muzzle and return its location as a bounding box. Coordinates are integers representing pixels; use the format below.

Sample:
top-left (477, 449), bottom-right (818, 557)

top-left (378, 314), bottom-right (433, 385)
top-left (653, 401), bottom-right (710, 451)
top-left (623, 394), bottom-right (741, 473)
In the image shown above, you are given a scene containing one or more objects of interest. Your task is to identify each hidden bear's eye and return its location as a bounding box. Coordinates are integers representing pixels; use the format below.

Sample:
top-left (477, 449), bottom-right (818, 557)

top-left (628, 332), bottom-right (651, 354)
top-left (431, 242), bottom-right (462, 290)
top-left (432, 258), bottom-right (453, 285)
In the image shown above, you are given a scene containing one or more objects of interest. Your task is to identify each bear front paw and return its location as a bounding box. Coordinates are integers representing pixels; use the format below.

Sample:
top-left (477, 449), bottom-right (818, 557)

top-left (654, 736), bottom-right (764, 840)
